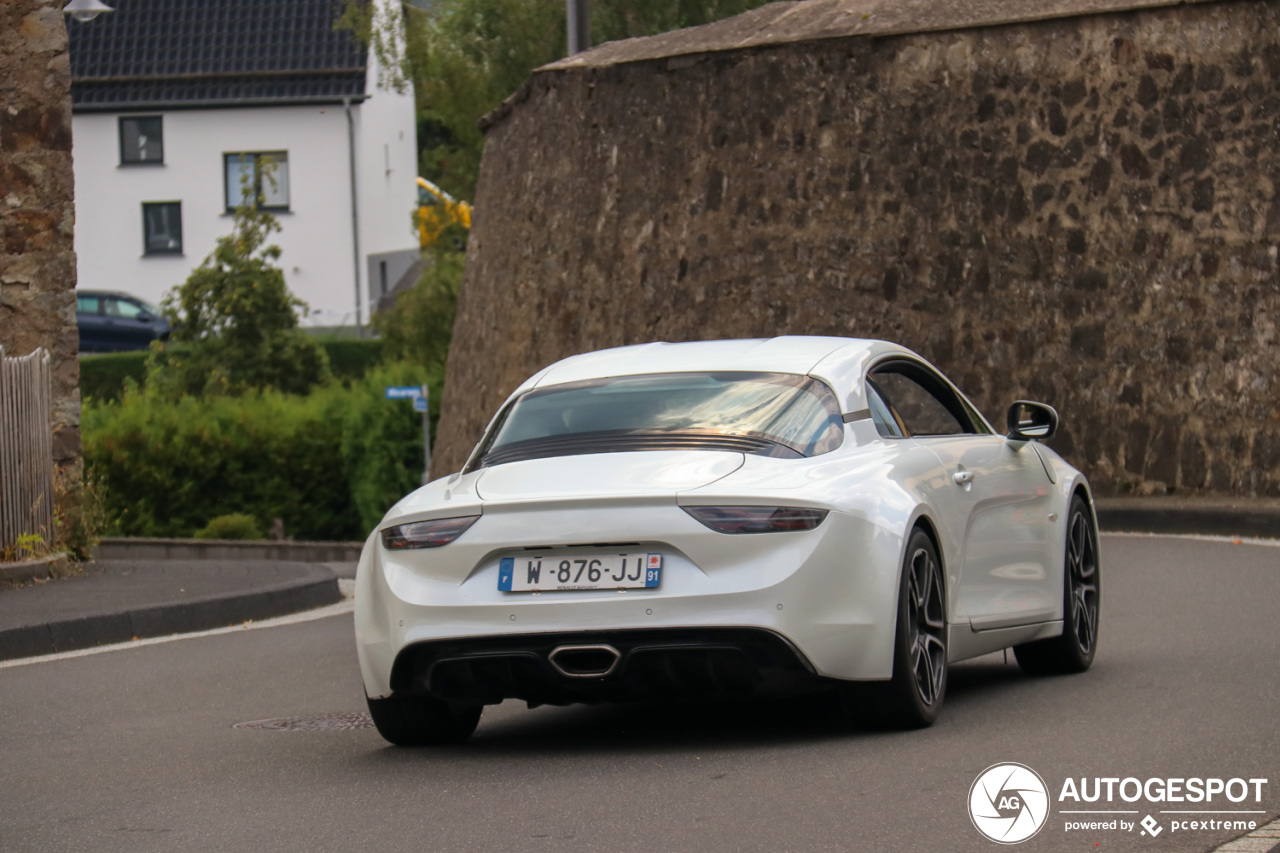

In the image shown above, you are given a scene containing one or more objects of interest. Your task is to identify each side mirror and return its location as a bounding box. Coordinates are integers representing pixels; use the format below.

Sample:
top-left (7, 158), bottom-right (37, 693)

top-left (136, 311), bottom-right (154, 322)
top-left (1006, 400), bottom-right (1058, 441)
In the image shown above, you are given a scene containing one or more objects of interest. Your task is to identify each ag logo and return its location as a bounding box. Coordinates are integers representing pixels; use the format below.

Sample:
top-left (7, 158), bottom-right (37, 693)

top-left (968, 763), bottom-right (1050, 844)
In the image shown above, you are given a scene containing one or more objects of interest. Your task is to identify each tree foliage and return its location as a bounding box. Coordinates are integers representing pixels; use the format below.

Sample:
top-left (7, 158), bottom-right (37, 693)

top-left (146, 168), bottom-right (330, 399)
top-left (372, 229), bottom-right (467, 369)
top-left (341, 0), bottom-right (775, 201)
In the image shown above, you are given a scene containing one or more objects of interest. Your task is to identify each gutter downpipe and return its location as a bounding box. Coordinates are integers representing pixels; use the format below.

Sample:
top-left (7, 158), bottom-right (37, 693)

top-left (344, 96), bottom-right (363, 334)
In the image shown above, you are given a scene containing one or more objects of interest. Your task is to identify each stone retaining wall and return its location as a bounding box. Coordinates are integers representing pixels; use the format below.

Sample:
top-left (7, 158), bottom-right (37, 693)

top-left (0, 1), bottom-right (80, 512)
top-left (435, 0), bottom-right (1280, 496)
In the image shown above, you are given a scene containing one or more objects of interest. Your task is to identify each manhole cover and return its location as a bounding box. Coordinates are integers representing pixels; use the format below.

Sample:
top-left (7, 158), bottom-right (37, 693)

top-left (234, 712), bottom-right (374, 731)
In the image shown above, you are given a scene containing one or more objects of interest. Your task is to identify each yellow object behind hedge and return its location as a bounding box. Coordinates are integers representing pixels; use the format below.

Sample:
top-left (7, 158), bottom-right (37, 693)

top-left (416, 177), bottom-right (472, 249)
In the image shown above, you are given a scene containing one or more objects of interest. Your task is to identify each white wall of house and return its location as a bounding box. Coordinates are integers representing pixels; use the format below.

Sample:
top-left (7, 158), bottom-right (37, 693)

top-left (72, 93), bottom-right (418, 327)
top-left (355, 45), bottom-right (422, 313)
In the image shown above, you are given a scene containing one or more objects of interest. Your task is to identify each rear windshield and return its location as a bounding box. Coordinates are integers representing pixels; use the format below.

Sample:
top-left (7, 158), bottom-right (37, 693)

top-left (470, 372), bottom-right (843, 470)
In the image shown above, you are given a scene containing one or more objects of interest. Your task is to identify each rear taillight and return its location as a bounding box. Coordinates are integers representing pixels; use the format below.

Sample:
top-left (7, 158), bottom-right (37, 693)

top-left (380, 515), bottom-right (479, 550)
top-left (682, 506), bottom-right (828, 534)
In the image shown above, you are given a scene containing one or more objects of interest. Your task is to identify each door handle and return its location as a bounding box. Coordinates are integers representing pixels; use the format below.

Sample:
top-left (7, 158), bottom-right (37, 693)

top-left (953, 470), bottom-right (975, 486)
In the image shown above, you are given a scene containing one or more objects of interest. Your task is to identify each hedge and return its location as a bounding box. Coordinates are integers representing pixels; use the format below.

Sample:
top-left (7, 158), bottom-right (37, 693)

top-left (83, 361), bottom-right (443, 540)
top-left (79, 351), bottom-right (149, 403)
top-left (80, 338), bottom-right (385, 402)
top-left (321, 338), bottom-right (386, 381)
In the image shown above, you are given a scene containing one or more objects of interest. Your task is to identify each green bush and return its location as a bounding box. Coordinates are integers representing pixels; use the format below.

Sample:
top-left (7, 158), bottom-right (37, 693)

top-left (83, 362), bottom-right (443, 541)
top-left (195, 513), bottom-right (264, 541)
top-left (340, 361), bottom-right (452, 533)
top-left (79, 352), bottom-right (148, 403)
top-left (322, 338), bottom-right (385, 382)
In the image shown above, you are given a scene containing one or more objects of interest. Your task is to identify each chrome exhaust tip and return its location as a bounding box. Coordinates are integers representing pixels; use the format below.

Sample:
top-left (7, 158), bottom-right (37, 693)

top-left (548, 644), bottom-right (621, 678)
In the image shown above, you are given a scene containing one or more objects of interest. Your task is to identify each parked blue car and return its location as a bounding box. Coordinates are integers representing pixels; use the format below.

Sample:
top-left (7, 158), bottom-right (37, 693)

top-left (77, 290), bottom-right (171, 353)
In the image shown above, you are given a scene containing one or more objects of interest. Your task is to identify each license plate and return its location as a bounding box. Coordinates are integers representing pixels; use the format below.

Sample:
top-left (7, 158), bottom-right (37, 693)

top-left (498, 553), bottom-right (662, 592)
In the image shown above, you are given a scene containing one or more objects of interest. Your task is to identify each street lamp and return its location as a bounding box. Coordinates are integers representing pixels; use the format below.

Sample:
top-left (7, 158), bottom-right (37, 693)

top-left (567, 0), bottom-right (589, 55)
top-left (63, 0), bottom-right (114, 23)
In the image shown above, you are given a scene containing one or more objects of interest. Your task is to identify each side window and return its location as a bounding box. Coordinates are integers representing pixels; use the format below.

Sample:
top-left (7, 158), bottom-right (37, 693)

top-left (77, 294), bottom-right (101, 315)
top-left (866, 383), bottom-right (905, 438)
top-left (107, 298), bottom-right (145, 320)
top-left (869, 364), bottom-right (976, 437)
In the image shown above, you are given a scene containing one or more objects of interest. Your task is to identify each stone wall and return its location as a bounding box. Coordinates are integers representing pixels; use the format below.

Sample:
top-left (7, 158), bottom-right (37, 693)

top-left (435, 0), bottom-right (1280, 497)
top-left (0, 2), bottom-right (81, 511)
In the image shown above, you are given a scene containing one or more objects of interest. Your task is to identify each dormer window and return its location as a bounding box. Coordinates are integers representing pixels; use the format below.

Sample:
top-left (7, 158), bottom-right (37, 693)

top-left (120, 116), bottom-right (164, 165)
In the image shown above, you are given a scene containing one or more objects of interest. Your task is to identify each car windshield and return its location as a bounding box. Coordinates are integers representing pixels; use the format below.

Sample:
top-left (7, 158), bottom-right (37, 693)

top-left (472, 372), bottom-right (844, 469)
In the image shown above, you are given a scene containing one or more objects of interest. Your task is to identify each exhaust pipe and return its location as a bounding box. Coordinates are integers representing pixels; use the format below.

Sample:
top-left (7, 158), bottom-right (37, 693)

top-left (548, 644), bottom-right (621, 678)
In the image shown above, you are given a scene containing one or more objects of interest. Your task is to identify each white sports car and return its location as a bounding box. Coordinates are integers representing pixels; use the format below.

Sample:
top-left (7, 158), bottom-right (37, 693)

top-left (355, 337), bottom-right (1100, 744)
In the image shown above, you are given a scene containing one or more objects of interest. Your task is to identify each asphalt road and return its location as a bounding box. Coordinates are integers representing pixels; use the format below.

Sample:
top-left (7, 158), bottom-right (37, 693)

top-left (1, 534), bottom-right (1277, 853)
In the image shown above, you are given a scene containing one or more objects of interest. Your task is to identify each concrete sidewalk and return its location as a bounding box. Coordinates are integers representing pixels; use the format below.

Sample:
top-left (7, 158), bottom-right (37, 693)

top-left (0, 559), bottom-right (344, 661)
top-left (0, 497), bottom-right (1275, 663)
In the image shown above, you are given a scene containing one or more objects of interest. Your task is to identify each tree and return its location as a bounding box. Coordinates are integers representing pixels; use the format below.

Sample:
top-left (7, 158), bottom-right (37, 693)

top-left (342, 0), bottom-right (773, 366)
top-left (146, 161), bottom-right (330, 398)
top-left (373, 230), bottom-right (466, 369)
top-left (341, 0), bottom-right (775, 202)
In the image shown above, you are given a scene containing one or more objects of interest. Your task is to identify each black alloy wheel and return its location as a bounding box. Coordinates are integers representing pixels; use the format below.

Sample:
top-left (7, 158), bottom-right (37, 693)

top-left (840, 527), bottom-right (947, 728)
top-left (905, 536), bottom-right (948, 711)
top-left (1065, 502), bottom-right (1101, 657)
top-left (1014, 495), bottom-right (1101, 674)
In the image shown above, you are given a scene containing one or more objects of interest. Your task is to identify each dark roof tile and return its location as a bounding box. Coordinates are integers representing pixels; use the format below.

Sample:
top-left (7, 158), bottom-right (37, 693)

top-left (68, 0), bottom-right (368, 109)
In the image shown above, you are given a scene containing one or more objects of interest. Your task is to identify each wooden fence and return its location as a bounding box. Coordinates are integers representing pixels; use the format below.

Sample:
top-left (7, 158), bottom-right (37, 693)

top-left (0, 346), bottom-right (54, 555)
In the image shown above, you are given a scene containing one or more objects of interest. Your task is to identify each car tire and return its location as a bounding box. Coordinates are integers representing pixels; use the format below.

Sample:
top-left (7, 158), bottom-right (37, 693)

top-left (366, 692), bottom-right (482, 746)
top-left (840, 527), bottom-right (947, 728)
top-left (1014, 495), bottom-right (1101, 675)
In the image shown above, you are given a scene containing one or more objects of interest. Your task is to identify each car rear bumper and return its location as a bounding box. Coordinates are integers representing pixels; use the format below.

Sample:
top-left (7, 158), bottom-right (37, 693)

top-left (354, 502), bottom-right (907, 699)
top-left (389, 627), bottom-right (821, 707)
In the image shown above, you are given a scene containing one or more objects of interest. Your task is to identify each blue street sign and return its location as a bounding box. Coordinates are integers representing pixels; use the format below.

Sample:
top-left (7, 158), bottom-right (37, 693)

top-left (386, 383), bottom-right (432, 484)
top-left (385, 386), bottom-right (422, 399)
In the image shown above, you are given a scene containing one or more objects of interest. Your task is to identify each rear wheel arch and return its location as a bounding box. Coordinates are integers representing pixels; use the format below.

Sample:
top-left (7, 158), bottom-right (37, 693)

top-left (905, 514), bottom-right (947, 611)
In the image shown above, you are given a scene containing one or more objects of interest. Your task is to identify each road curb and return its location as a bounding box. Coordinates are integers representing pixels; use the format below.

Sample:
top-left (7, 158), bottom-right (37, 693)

top-left (1095, 501), bottom-right (1280, 539)
top-left (1211, 816), bottom-right (1280, 852)
top-left (0, 569), bottom-right (342, 662)
top-left (0, 553), bottom-right (70, 585)
top-left (94, 537), bottom-right (364, 563)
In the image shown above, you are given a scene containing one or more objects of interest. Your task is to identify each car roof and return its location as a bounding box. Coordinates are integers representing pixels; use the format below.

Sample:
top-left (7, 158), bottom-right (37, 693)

top-left (525, 337), bottom-right (923, 412)
top-left (77, 290), bottom-right (146, 300)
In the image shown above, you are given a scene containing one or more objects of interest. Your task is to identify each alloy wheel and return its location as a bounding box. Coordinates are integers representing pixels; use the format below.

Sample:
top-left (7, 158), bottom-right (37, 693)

top-left (907, 545), bottom-right (947, 707)
top-left (1067, 509), bottom-right (1100, 656)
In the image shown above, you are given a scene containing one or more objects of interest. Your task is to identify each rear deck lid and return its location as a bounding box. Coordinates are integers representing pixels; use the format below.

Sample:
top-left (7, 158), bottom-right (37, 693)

top-left (475, 450), bottom-right (744, 502)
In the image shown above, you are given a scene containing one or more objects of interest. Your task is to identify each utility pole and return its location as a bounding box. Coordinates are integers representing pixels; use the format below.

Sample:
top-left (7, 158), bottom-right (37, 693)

top-left (567, 0), bottom-right (590, 55)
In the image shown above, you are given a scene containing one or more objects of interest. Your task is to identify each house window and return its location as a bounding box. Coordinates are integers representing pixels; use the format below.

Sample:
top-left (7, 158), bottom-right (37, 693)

top-left (142, 202), bottom-right (183, 255)
top-left (224, 152), bottom-right (290, 211)
top-left (120, 116), bottom-right (164, 164)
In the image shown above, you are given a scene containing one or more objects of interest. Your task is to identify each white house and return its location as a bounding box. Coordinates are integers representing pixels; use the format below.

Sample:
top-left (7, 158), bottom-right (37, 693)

top-left (66, 0), bottom-right (419, 329)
